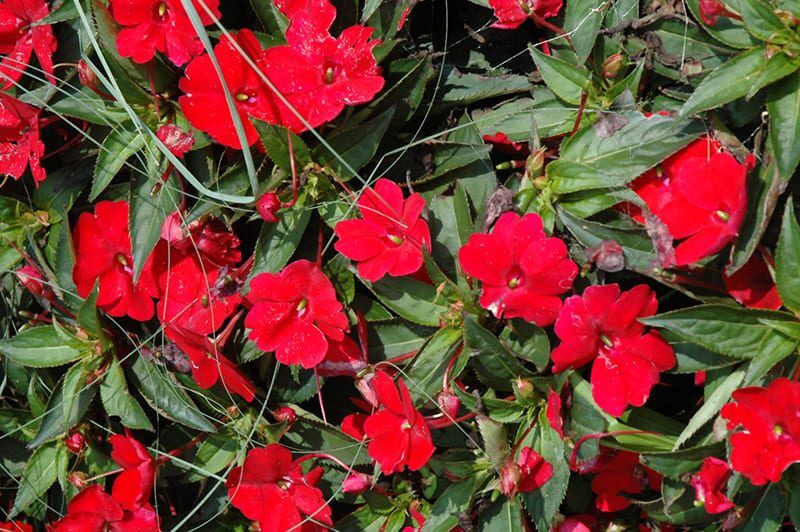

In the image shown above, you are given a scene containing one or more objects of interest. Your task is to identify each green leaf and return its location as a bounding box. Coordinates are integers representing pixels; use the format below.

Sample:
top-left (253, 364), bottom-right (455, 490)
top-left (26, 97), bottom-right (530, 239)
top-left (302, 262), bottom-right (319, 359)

top-left (428, 188), bottom-right (472, 278)
top-left (368, 276), bottom-right (447, 327)
top-left (564, 0), bottom-right (604, 62)
top-left (91, 128), bottom-right (147, 201)
top-left (471, 91), bottom-right (577, 141)
top-left (680, 47), bottom-right (800, 117)
top-left (422, 476), bottom-right (477, 532)
top-left (10, 443), bottom-right (63, 517)
top-left (529, 45), bottom-right (590, 105)
top-left (186, 428), bottom-right (241, 482)
top-left (777, 198), bottom-right (800, 313)
top-left (30, 364), bottom-right (98, 448)
top-left (0, 326), bottom-right (83, 368)
top-left (684, 0), bottom-right (756, 48)
top-left (129, 171), bottom-right (180, 282)
top-left (569, 374), bottom-right (610, 460)
top-left (253, 121), bottom-right (311, 174)
top-left (767, 72), bottom-right (800, 180)
top-left (464, 316), bottom-right (532, 391)
top-left (740, 484), bottom-right (786, 532)
top-left (406, 327), bottom-right (464, 405)
top-left (77, 287), bottom-right (105, 341)
top-left (642, 305), bottom-right (798, 360)
top-left (739, 0), bottom-right (786, 41)
top-left (129, 356), bottom-right (216, 432)
top-left (640, 442), bottom-right (726, 478)
top-left (315, 107), bottom-right (395, 180)
top-left (479, 498), bottom-right (524, 532)
top-left (282, 406), bottom-right (372, 466)
top-left (499, 319), bottom-right (550, 372)
top-left (549, 111), bottom-right (704, 193)
top-left (100, 358), bottom-right (153, 431)
top-left (440, 67), bottom-right (531, 105)
top-left (523, 411), bottom-right (570, 531)
top-left (672, 370), bottom-right (744, 449)
top-left (248, 200), bottom-right (312, 288)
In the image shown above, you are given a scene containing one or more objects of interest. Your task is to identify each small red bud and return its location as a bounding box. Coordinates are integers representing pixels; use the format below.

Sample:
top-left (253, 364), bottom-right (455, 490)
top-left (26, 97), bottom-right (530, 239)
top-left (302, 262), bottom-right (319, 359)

top-left (273, 406), bottom-right (296, 424)
top-left (68, 471), bottom-right (87, 489)
top-left (64, 431), bottom-right (86, 454)
top-left (15, 265), bottom-right (55, 301)
top-left (77, 60), bottom-right (97, 89)
top-left (342, 472), bottom-right (371, 494)
top-left (698, 0), bottom-right (726, 25)
top-left (436, 391), bottom-right (460, 419)
top-left (356, 373), bottom-right (379, 408)
top-left (256, 192), bottom-right (282, 223)
top-left (156, 124), bottom-right (194, 158)
top-left (500, 462), bottom-right (522, 496)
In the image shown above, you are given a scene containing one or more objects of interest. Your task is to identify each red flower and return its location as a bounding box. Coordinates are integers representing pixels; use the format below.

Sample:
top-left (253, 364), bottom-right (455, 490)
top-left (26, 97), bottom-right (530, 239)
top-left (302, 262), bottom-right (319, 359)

top-left (0, 93), bottom-right (46, 184)
top-left (72, 201), bottom-right (159, 321)
top-left (110, 0), bottom-right (220, 65)
top-left (698, 0), bottom-right (735, 25)
top-left (334, 178), bottom-right (432, 282)
top-left (550, 284), bottom-right (675, 417)
top-left (0, 0), bottom-right (56, 88)
top-left (487, 0), bottom-right (563, 29)
top-left (458, 212), bottom-right (577, 326)
top-left (720, 377), bottom-right (800, 485)
top-left (723, 250), bottom-right (782, 310)
top-left (48, 485), bottom-right (159, 532)
top-left (156, 124), bottom-right (194, 157)
top-left (226, 444), bottom-right (332, 532)
top-left (245, 259), bottom-right (348, 369)
top-left (165, 325), bottom-right (255, 402)
top-left (317, 335), bottom-right (368, 377)
top-left (109, 435), bottom-right (155, 511)
top-left (362, 371), bottom-right (434, 474)
top-left (159, 212), bottom-right (241, 269)
top-left (256, 192), bottom-right (281, 222)
top-left (341, 412), bottom-right (368, 440)
top-left (0, 522), bottom-right (32, 532)
top-left (500, 446), bottom-right (553, 496)
top-left (261, 0), bottom-right (385, 132)
top-left (179, 30), bottom-right (276, 148)
top-left (628, 137), bottom-right (748, 266)
top-left (690, 457), bottom-right (734, 514)
top-left (587, 448), bottom-right (661, 512)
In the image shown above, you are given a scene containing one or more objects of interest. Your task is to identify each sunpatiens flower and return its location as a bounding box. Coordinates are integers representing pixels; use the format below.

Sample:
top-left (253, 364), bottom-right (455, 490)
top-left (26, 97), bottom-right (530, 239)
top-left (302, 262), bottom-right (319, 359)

top-left (179, 29), bottom-right (275, 148)
top-left (246, 259), bottom-right (349, 369)
top-left (48, 485), bottom-right (159, 531)
top-left (690, 457), bottom-right (735, 514)
top-left (587, 448), bottom-right (661, 512)
top-left (0, 0), bottom-right (56, 87)
top-left (500, 446), bottom-right (553, 496)
top-left (334, 178), bottom-right (432, 282)
top-left (550, 284), bottom-right (676, 417)
top-left (458, 212), bottom-right (578, 326)
top-left (72, 201), bottom-right (159, 321)
top-left (487, 0), bottom-right (563, 29)
top-left (0, 92), bottom-right (46, 184)
top-left (720, 377), bottom-right (800, 485)
top-left (109, 0), bottom-right (220, 66)
top-left (226, 444), bottom-right (332, 532)
top-left (362, 370), bottom-right (435, 474)
top-left (109, 434), bottom-right (155, 511)
top-left (627, 136), bottom-right (749, 266)
top-left (722, 251), bottom-right (782, 310)
top-left (165, 325), bottom-right (255, 401)
top-left (261, 0), bottom-right (385, 132)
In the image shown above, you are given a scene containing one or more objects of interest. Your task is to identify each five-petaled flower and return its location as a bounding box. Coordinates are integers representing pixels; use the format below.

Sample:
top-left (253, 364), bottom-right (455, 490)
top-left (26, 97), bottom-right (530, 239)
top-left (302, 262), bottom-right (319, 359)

top-left (690, 457), bottom-right (735, 514)
top-left (48, 485), bottom-right (159, 531)
top-left (362, 370), bottom-right (435, 474)
top-left (0, 0), bottom-right (56, 88)
top-left (500, 446), bottom-right (553, 496)
top-left (246, 259), bottom-right (349, 369)
top-left (226, 444), bottom-right (332, 532)
top-left (110, 0), bottom-right (220, 66)
top-left (334, 178), bottom-right (432, 282)
top-left (586, 447), bottom-right (662, 512)
top-left (72, 200), bottom-right (159, 321)
top-left (627, 136), bottom-right (749, 266)
top-left (0, 92), bottom-right (46, 184)
top-left (487, 0), bottom-right (563, 29)
top-left (550, 284), bottom-right (676, 417)
top-left (458, 212), bottom-right (577, 326)
top-left (720, 377), bottom-right (800, 485)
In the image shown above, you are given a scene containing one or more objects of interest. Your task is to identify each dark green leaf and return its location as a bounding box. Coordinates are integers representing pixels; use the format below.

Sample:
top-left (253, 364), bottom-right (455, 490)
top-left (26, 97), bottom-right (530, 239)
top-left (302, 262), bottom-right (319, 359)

top-left (640, 443), bottom-right (726, 478)
top-left (523, 410), bottom-right (570, 531)
top-left (479, 498), bottom-right (524, 532)
top-left (529, 45), bottom-right (590, 104)
top-left (422, 477), bottom-right (477, 532)
top-left (777, 198), bottom-right (800, 313)
top-left (672, 370), bottom-right (744, 449)
top-left (30, 364), bottom-right (98, 448)
top-left (315, 107), bottom-right (395, 180)
top-left (464, 316), bottom-right (533, 391)
top-left (129, 171), bottom-right (180, 282)
top-left (499, 319), bottom-right (550, 372)
top-left (91, 128), bottom-right (147, 201)
top-left (368, 276), bottom-right (447, 327)
top-left (740, 484), bottom-right (785, 532)
top-left (10, 443), bottom-right (64, 517)
top-left (0, 326), bottom-right (83, 368)
top-left (100, 358), bottom-right (153, 431)
top-left (248, 200), bottom-right (312, 287)
top-left (253, 121), bottom-right (311, 174)
top-left (406, 327), bottom-right (463, 405)
top-left (564, 0), bottom-right (604, 62)
top-left (767, 72), bottom-right (800, 181)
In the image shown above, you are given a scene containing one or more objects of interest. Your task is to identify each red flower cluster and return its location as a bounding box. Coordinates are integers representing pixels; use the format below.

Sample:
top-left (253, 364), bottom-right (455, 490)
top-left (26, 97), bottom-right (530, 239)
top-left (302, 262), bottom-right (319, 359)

top-left (335, 178), bottom-right (432, 282)
top-left (721, 377), bottom-right (800, 485)
top-left (487, 0), bottom-right (563, 29)
top-left (0, 0), bottom-right (56, 87)
top-left (51, 435), bottom-right (158, 531)
top-left (551, 284), bottom-right (675, 417)
top-left (246, 259), bottom-right (348, 369)
top-left (226, 444), bottom-right (332, 532)
top-left (179, 0), bottom-right (383, 148)
top-left (0, 92), bottom-right (46, 184)
top-left (628, 136), bottom-right (749, 266)
top-left (110, 0), bottom-right (220, 66)
top-left (458, 212), bottom-right (577, 326)
top-left (690, 457), bottom-right (734, 514)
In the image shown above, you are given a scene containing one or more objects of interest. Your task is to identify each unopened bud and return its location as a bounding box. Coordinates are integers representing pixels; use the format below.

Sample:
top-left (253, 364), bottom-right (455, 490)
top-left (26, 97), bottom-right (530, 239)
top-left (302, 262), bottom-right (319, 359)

top-left (515, 378), bottom-right (536, 400)
top-left (68, 471), bottom-right (87, 489)
top-left (436, 391), bottom-right (460, 419)
top-left (356, 373), bottom-right (378, 408)
top-left (601, 53), bottom-right (624, 79)
top-left (499, 462), bottom-right (521, 496)
top-left (77, 60), bottom-right (97, 89)
top-left (15, 265), bottom-right (54, 301)
top-left (256, 192), bottom-right (281, 223)
top-left (65, 431), bottom-right (87, 454)
top-left (342, 472), bottom-right (371, 494)
top-left (273, 406), bottom-right (296, 424)
top-left (526, 150), bottom-right (545, 179)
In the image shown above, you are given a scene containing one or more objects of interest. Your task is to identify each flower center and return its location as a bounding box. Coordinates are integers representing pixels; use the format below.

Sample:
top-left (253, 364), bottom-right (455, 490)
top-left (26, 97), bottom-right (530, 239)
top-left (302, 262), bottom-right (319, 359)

top-left (296, 298), bottom-right (309, 317)
top-left (774, 424), bottom-right (784, 436)
top-left (116, 253), bottom-right (128, 266)
top-left (401, 421), bottom-right (411, 431)
top-left (386, 232), bottom-right (404, 246)
top-left (200, 295), bottom-right (209, 307)
top-left (715, 209), bottom-right (730, 222)
top-left (235, 92), bottom-right (251, 102)
top-left (600, 334), bottom-right (613, 348)
top-left (517, 0), bottom-right (533, 14)
top-left (324, 66), bottom-right (336, 84)
top-left (506, 268), bottom-right (524, 289)
top-left (157, 2), bottom-right (167, 17)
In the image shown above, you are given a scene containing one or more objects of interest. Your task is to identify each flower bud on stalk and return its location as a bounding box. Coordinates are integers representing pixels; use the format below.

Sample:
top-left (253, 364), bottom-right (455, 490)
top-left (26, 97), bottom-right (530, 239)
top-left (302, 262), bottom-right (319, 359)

top-left (601, 53), bottom-right (624, 79)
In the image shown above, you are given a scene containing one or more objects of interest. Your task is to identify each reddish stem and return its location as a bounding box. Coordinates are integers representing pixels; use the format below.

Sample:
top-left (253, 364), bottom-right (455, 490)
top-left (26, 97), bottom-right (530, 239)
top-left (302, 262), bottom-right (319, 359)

top-left (569, 91), bottom-right (588, 137)
top-left (529, 12), bottom-right (570, 40)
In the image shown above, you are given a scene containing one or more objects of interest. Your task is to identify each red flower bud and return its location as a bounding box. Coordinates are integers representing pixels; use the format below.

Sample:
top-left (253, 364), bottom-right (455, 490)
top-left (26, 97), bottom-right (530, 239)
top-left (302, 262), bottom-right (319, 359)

top-left (698, 0), bottom-right (727, 25)
top-left (273, 406), bottom-right (297, 424)
top-left (436, 391), bottom-right (460, 419)
top-left (256, 192), bottom-right (282, 222)
top-left (342, 472), bottom-right (371, 494)
top-left (156, 124), bottom-right (195, 158)
top-left (64, 431), bottom-right (86, 454)
top-left (77, 60), bottom-right (98, 89)
top-left (500, 462), bottom-right (522, 496)
top-left (68, 471), bottom-right (87, 489)
top-left (356, 374), bottom-right (379, 408)
top-left (15, 265), bottom-right (55, 301)
top-left (601, 53), bottom-right (624, 79)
